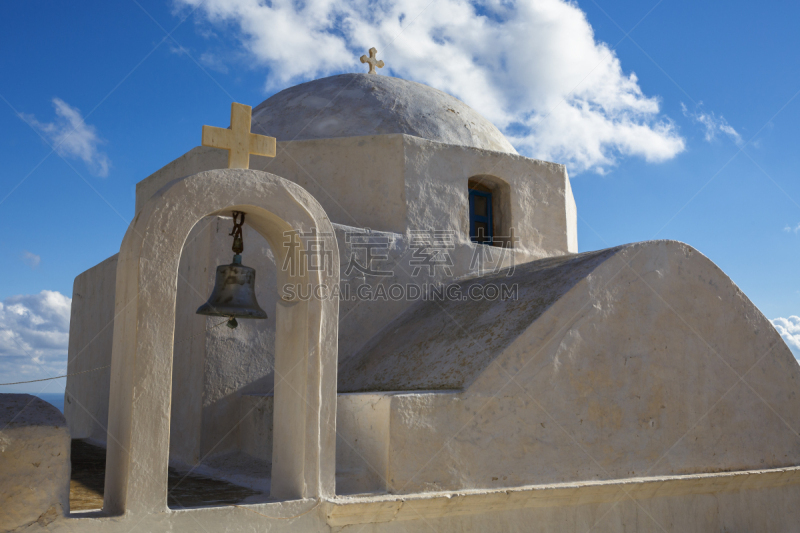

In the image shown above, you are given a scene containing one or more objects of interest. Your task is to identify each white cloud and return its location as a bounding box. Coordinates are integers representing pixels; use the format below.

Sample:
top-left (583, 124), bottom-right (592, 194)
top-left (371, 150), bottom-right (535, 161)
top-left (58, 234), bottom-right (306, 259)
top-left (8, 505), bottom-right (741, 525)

top-left (21, 98), bottom-right (110, 177)
top-left (772, 316), bottom-right (800, 359)
top-left (22, 251), bottom-right (41, 269)
top-left (200, 52), bottom-right (230, 73)
top-left (175, 0), bottom-right (685, 173)
top-left (169, 43), bottom-right (190, 56)
top-left (681, 102), bottom-right (742, 146)
top-left (784, 223), bottom-right (800, 234)
top-left (0, 291), bottom-right (71, 389)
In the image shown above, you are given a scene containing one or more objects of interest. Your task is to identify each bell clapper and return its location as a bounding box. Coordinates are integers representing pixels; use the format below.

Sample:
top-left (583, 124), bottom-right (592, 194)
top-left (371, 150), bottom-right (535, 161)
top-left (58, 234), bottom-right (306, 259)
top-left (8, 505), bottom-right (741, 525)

top-left (226, 317), bottom-right (239, 329)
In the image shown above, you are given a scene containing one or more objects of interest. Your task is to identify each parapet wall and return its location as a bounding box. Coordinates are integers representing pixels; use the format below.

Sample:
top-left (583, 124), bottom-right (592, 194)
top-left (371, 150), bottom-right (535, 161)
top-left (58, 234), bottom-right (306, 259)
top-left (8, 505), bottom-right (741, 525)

top-left (0, 394), bottom-right (70, 530)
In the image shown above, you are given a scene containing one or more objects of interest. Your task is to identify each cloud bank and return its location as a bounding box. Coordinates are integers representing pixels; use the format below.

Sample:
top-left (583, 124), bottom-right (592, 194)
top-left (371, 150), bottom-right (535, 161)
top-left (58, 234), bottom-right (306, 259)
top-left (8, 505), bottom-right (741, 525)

top-left (772, 316), bottom-right (800, 359)
top-left (21, 98), bottom-right (110, 177)
top-left (0, 291), bottom-right (71, 390)
top-left (176, 0), bottom-right (685, 173)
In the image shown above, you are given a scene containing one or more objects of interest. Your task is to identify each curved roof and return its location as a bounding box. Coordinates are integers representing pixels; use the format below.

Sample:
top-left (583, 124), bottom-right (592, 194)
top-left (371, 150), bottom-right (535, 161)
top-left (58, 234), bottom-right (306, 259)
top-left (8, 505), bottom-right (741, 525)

top-left (338, 248), bottom-right (619, 392)
top-left (251, 73), bottom-right (517, 154)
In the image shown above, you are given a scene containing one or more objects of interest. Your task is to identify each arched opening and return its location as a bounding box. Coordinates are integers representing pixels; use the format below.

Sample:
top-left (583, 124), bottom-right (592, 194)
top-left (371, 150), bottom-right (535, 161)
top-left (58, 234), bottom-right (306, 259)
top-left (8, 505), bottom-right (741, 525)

top-left (103, 170), bottom-right (338, 516)
top-left (468, 175), bottom-right (512, 247)
top-left (167, 214), bottom-right (279, 507)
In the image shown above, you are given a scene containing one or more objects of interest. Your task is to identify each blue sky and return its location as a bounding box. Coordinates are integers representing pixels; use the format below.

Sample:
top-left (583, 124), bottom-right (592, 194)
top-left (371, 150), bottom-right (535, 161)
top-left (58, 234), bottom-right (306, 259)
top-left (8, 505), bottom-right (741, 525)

top-left (1, 0), bottom-right (798, 392)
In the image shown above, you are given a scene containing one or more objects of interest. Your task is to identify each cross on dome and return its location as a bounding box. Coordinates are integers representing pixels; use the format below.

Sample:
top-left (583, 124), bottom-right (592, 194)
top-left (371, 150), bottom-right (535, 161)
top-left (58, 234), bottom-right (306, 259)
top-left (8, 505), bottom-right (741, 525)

top-left (202, 102), bottom-right (276, 169)
top-left (360, 47), bottom-right (384, 75)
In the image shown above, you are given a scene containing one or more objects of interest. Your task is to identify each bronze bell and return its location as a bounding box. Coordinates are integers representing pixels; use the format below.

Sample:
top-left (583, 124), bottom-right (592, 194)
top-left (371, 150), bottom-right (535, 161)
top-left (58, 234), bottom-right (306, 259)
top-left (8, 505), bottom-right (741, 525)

top-left (197, 212), bottom-right (267, 329)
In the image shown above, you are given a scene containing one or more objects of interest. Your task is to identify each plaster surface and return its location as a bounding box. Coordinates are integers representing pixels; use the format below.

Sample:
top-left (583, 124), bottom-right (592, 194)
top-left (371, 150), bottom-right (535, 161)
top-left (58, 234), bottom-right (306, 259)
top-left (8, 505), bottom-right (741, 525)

top-left (357, 241), bottom-right (800, 495)
top-left (400, 136), bottom-right (576, 256)
top-left (135, 135), bottom-right (576, 255)
top-left (236, 392), bottom-right (394, 495)
top-left (10, 470), bottom-right (800, 532)
top-left (64, 254), bottom-right (117, 444)
top-left (251, 73), bottom-right (517, 154)
top-left (335, 393), bottom-right (392, 495)
top-left (104, 168), bottom-right (340, 516)
top-left (0, 394), bottom-right (70, 531)
top-left (339, 248), bottom-right (615, 392)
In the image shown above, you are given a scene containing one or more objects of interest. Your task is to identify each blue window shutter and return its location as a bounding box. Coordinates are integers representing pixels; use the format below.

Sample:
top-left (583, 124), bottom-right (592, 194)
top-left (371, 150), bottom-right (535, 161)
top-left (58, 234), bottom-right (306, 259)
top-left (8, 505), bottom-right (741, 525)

top-left (469, 189), bottom-right (493, 244)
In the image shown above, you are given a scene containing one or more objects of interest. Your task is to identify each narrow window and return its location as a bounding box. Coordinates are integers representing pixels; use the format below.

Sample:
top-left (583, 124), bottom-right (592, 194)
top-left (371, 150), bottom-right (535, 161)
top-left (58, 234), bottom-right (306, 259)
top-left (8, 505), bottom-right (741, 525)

top-left (469, 188), bottom-right (493, 244)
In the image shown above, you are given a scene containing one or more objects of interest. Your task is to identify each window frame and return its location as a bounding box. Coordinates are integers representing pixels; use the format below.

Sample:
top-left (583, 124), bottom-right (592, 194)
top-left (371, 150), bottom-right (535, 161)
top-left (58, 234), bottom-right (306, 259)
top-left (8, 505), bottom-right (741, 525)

top-left (469, 188), bottom-right (493, 244)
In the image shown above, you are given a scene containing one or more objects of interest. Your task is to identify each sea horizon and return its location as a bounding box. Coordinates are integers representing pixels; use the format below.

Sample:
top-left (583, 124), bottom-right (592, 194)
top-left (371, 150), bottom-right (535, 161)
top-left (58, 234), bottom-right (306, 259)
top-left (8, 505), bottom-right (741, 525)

top-left (28, 392), bottom-right (65, 413)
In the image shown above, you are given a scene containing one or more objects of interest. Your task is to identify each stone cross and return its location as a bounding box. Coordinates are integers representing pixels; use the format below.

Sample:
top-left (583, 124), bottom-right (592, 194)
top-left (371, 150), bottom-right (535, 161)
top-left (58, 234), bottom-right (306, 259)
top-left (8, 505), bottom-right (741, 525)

top-left (202, 102), bottom-right (276, 169)
top-left (360, 47), bottom-right (384, 75)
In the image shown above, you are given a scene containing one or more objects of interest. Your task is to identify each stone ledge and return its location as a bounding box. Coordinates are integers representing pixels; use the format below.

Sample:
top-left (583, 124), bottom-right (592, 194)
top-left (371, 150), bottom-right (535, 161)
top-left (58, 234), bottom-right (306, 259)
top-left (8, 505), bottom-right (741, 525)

top-left (324, 466), bottom-right (800, 526)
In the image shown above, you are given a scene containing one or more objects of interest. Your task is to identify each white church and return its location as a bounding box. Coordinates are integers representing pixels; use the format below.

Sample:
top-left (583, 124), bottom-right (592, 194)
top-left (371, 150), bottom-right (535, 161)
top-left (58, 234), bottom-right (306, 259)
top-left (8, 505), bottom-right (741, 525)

top-left (3, 62), bottom-right (800, 532)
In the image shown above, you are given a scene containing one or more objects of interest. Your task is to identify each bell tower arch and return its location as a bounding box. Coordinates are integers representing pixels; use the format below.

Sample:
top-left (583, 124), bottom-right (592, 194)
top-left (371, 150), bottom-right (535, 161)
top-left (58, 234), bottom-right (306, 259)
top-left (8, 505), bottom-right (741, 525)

top-left (103, 168), bottom-right (339, 515)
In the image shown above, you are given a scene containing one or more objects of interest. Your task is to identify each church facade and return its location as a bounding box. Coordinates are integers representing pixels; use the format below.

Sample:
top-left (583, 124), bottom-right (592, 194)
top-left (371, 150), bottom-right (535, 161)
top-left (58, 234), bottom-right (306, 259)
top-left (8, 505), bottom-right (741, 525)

top-left (4, 72), bottom-right (800, 532)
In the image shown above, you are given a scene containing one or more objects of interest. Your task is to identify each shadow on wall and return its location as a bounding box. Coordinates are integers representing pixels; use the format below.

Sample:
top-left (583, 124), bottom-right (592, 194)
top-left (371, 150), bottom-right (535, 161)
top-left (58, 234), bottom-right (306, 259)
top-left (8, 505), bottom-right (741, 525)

top-left (339, 247), bottom-right (621, 392)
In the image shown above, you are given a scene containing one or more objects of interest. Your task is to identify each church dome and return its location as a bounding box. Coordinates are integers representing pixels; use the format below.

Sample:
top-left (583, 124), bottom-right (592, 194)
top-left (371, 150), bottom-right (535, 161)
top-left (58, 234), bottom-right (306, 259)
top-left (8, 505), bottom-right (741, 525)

top-left (251, 73), bottom-right (517, 154)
